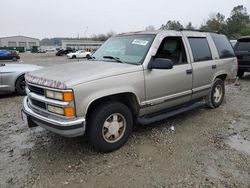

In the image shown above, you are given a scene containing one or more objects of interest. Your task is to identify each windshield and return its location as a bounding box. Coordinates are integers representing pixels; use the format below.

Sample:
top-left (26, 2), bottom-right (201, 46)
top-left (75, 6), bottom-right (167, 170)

top-left (92, 34), bottom-right (155, 65)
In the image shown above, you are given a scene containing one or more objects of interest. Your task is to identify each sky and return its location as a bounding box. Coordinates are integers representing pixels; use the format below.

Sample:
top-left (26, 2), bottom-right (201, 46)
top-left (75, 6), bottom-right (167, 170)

top-left (0, 0), bottom-right (249, 39)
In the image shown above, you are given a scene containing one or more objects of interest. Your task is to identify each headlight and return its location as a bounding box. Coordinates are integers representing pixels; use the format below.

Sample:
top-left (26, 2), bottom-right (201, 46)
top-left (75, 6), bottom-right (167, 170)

top-left (47, 105), bottom-right (64, 115)
top-left (47, 105), bottom-right (75, 117)
top-left (45, 90), bottom-right (74, 102)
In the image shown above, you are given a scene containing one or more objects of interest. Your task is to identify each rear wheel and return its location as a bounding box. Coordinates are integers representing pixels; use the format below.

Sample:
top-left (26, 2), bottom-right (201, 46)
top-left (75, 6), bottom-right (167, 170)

top-left (206, 78), bottom-right (225, 108)
top-left (87, 102), bottom-right (133, 152)
top-left (16, 75), bottom-right (26, 95)
top-left (72, 55), bottom-right (76, 59)
top-left (237, 70), bottom-right (244, 78)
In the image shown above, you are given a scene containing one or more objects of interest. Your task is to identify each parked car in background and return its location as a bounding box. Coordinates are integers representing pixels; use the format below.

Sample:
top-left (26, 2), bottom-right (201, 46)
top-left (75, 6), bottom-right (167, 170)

top-left (230, 40), bottom-right (237, 47)
top-left (0, 63), bottom-right (42, 95)
top-left (56, 49), bottom-right (74, 56)
top-left (67, 50), bottom-right (91, 59)
top-left (23, 30), bottom-right (237, 152)
top-left (0, 50), bottom-right (20, 61)
top-left (234, 36), bottom-right (250, 78)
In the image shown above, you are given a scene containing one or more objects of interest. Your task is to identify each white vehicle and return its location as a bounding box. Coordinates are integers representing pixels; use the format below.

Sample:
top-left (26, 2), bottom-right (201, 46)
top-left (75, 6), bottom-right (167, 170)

top-left (67, 50), bottom-right (91, 59)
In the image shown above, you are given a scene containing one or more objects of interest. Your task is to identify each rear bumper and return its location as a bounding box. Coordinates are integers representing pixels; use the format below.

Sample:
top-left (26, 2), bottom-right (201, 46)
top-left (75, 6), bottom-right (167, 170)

top-left (22, 96), bottom-right (86, 137)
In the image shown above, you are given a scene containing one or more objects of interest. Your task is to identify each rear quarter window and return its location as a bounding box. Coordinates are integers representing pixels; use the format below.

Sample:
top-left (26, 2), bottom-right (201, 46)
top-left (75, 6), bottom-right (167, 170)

top-left (211, 33), bottom-right (235, 58)
top-left (188, 37), bottom-right (212, 62)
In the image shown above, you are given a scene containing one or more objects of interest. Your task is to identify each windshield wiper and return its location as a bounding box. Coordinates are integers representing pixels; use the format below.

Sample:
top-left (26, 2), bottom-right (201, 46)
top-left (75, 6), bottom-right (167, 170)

top-left (103, 56), bottom-right (125, 64)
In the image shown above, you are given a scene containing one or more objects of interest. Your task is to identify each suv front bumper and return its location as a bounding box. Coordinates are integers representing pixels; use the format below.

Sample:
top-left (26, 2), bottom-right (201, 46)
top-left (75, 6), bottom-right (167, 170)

top-left (22, 96), bottom-right (86, 137)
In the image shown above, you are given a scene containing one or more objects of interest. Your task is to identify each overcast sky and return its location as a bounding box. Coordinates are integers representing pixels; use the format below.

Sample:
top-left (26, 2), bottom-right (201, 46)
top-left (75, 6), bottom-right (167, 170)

top-left (0, 0), bottom-right (249, 39)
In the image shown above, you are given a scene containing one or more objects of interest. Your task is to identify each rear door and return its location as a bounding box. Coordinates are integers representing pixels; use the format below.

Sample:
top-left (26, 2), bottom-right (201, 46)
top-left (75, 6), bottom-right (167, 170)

top-left (184, 34), bottom-right (216, 99)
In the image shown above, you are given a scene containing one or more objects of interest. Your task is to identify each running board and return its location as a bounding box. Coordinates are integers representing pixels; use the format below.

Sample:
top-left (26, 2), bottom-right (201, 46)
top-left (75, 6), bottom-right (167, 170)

top-left (137, 101), bottom-right (206, 125)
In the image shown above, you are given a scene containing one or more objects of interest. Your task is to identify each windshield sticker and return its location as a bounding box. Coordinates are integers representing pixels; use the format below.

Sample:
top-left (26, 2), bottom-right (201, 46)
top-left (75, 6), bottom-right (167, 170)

top-left (132, 39), bottom-right (149, 46)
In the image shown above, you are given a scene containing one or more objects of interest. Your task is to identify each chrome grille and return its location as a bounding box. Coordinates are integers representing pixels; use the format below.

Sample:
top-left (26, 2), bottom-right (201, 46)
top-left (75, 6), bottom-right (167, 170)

top-left (28, 84), bottom-right (45, 96)
top-left (30, 98), bottom-right (46, 110)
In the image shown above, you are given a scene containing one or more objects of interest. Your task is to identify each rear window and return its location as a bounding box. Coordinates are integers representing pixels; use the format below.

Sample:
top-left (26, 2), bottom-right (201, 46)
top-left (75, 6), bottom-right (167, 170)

top-left (235, 39), bottom-right (250, 51)
top-left (211, 33), bottom-right (235, 58)
top-left (188, 37), bottom-right (212, 62)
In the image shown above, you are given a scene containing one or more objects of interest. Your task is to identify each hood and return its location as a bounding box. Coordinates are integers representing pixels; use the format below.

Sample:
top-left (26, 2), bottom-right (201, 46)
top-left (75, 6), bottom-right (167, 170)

top-left (2, 63), bottom-right (42, 72)
top-left (25, 61), bottom-right (142, 89)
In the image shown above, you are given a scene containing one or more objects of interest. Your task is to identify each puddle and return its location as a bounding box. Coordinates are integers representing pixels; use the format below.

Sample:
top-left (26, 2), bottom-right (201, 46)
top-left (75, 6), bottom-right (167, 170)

top-left (226, 135), bottom-right (250, 155)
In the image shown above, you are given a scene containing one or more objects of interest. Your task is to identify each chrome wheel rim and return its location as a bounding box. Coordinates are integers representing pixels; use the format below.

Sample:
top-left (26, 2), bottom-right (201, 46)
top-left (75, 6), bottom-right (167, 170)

top-left (102, 113), bottom-right (126, 143)
top-left (213, 85), bottom-right (222, 103)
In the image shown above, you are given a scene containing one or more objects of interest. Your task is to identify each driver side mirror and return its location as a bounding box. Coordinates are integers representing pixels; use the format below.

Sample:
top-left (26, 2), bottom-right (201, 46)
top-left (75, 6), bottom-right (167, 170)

top-left (148, 58), bottom-right (173, 70)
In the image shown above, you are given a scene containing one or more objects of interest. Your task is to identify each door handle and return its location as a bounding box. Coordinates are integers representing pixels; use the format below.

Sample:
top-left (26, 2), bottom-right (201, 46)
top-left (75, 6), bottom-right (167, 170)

top-left (212, 65), bottom-right (217, 69)
top-left (186, 69), bottom-right (192, 74)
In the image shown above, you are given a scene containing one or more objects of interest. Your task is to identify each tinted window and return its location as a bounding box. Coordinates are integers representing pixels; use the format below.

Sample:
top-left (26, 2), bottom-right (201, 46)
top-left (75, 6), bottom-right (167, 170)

top-left (211, 33), bottom-right (235, 58)
top-left (156, 37), bottom-right (187, 65)
top-left (188, 37), bottom-right (212, 62)
top-left (235, 39), bottom-right (250, 51)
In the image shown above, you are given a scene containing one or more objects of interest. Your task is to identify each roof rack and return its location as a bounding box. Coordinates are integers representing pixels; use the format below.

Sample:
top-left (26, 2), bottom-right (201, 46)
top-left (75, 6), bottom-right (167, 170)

top-left (179, 29), bottom-right (220, 34)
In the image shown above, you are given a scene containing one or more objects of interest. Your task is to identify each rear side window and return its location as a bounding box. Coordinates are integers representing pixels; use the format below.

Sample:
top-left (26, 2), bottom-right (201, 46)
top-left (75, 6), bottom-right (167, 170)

top-left (211, 33), bottom-right (235, 58)
top-left (188, 37), bottom-right (212, 62)
top-left (235, 39), bottom-right (250, 51)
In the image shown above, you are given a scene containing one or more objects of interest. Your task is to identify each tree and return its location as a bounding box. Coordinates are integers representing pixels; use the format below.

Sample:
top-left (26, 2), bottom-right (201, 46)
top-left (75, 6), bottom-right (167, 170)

top-left (160, 20), bottom-right (183, 30)
top-left (240, 24), bottom-right (250, 36)
top-left (200, 13), bottom-right (226, 32)
top-left (185, 22), bottom-right (195, 30)
top-left (226, 5), bottom-right (250, 38)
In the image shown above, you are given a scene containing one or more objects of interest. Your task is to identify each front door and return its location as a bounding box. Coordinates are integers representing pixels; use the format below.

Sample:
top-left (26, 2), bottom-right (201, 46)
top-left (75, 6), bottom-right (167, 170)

top-left (143, 36), bottom-right (193, 114)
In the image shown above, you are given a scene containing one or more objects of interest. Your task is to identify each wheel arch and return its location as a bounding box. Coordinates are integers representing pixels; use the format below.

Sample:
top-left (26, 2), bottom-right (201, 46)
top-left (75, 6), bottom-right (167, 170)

top-left (15, 73), bottom-right (25, 88)
top-left (213, 72), bottom-right (227, 82)
top-left (85, 92), bottom-right (140, 122)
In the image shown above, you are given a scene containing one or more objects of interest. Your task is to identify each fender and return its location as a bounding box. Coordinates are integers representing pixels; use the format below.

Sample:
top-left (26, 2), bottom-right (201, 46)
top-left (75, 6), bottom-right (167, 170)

top-left (82, 88), bottom-right (142, 116)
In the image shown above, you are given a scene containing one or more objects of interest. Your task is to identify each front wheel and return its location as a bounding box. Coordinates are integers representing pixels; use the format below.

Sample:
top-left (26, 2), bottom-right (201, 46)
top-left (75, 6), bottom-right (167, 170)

top-left (206, 78), bottom-right (225, 108)
top-left (16, 75), bottom-right (26, 95)
top-left (87, 102), bottom-right (133, 152)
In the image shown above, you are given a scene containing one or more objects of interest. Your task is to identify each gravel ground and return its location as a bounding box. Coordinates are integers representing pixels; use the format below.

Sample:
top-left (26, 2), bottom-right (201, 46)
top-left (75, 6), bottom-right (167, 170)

top-left (0, 53), bottom-right (249, 188)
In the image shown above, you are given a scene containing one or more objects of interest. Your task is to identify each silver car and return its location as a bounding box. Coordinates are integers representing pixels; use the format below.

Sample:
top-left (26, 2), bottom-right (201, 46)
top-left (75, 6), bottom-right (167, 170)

top-left (0, 63), bottom-right (42, 95)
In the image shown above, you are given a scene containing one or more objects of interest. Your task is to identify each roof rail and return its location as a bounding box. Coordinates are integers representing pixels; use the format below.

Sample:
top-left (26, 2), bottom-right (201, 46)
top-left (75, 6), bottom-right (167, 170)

top-left (179, 29), bottom-right (220, 34)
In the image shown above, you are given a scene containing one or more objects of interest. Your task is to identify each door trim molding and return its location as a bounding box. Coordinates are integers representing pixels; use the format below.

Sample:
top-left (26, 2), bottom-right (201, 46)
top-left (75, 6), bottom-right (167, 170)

top-left (141, 90), bottom-right (192, 107)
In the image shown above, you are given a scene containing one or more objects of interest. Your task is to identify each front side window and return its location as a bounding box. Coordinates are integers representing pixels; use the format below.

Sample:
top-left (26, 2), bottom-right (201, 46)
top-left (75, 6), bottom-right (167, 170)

top-left (188, 37), bottom-right (212, 62)
top-left (92, 34), bottom-right (155, 65)
top-left (155, 37), bottom-right (187, 65)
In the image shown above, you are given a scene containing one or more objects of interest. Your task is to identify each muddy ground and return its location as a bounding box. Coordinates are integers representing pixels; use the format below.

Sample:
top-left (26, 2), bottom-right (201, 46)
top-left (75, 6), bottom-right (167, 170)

top-left (0, 53), bottom-right (249, 188)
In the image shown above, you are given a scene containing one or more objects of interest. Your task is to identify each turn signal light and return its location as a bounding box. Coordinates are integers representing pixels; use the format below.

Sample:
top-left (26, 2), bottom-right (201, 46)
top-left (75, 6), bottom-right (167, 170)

top-left (63, 92), bottom-right (74, 102)
top-left (64, 107), bottom-right (75, 117)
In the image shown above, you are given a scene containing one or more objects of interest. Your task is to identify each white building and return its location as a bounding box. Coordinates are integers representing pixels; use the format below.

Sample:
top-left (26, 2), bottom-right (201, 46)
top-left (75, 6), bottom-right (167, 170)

top-left (61, 39), bottom-right (104, 51)
top-left (0, 36), bottom-right (40, 49)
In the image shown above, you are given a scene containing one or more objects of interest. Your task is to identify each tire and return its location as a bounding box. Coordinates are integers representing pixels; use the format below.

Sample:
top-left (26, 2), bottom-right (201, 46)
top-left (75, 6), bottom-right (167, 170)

top-left (206, 78), bottom-right (225, 108)
top-left (16, 75), bottom-right (26, 95)
top-left (72, 55), bottom-right (76, 59)
top-left (237, 70), bottom-right (244, 78)
top-left (86, 54), bottom-right (91, 59)
top-left (12, 57), bottom-right (17, 61)
top-left (87, 102), bottom-right (133, 152)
